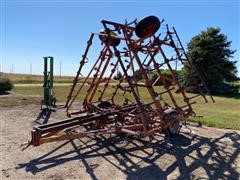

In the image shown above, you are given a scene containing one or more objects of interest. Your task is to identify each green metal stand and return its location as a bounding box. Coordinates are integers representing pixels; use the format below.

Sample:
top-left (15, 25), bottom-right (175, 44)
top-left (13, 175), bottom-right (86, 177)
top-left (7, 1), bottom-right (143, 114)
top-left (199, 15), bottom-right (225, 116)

top-left (41, 56), bottom-right (56, 108)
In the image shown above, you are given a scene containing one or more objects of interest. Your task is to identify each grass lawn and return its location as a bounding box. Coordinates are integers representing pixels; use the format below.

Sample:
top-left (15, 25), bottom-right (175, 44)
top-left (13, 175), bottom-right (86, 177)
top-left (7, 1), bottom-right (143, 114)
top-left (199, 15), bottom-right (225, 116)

top-left (190, 94), bottom-right (240, 130)
top-left (12, 85), bottom-right (240, 130)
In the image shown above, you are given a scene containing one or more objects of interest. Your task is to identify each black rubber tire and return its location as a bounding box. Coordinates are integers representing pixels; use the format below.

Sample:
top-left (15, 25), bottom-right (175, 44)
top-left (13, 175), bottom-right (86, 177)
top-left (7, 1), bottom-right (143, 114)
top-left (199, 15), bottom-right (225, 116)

top-left (135, 16), bottom-right (160, 38)
top-left (99, 30), bottom-right (121, 46)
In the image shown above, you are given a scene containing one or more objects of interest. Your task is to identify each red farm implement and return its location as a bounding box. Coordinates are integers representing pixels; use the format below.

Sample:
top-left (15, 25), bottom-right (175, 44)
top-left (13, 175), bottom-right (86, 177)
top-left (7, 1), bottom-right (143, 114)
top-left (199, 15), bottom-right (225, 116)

top-left (24, 16), bottom-right (214, 149)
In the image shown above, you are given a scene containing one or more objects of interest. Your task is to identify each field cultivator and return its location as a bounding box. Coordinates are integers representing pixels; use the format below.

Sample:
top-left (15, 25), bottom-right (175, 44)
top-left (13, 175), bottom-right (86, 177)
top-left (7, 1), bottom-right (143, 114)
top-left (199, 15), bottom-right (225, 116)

top-left (24, 16), bottom-right (214, 149)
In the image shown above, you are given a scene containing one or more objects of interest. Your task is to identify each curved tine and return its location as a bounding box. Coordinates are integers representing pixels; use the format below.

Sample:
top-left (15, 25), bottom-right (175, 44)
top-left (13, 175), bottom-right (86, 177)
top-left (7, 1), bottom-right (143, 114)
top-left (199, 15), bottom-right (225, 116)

top-left (125, 18), bottom-right (138, 26)
top-left (20, 141), bottom-right (32, 151)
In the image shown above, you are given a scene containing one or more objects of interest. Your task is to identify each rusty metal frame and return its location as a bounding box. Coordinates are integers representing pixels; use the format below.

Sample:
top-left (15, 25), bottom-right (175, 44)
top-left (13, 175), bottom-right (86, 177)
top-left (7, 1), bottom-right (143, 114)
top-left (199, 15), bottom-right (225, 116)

top-left (25, 17), bottom-right (214, 148)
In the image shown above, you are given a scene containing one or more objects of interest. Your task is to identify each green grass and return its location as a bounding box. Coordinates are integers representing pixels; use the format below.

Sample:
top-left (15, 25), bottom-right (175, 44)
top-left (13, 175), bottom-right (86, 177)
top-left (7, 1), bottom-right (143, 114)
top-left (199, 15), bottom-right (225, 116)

top-left (11, 85), bottom-right (240, 130)
top-left (190, 94), bottom-right (240, 129)
top-left (0, 73), bottom-right (117, 84)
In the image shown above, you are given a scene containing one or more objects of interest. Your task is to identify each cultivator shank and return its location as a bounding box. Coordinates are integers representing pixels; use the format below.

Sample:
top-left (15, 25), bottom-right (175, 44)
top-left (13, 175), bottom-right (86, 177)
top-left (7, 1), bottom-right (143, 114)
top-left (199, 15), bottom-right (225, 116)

top-left (27, 16), bottom-right (214, 148)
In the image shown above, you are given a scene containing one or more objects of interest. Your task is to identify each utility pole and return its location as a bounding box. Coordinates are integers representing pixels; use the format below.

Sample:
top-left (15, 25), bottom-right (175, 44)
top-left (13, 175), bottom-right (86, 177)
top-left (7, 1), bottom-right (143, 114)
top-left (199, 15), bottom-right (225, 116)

top-left (30, 62), bottom-right (32, 75)
top-left (60, 60), bottom-right (62, 78)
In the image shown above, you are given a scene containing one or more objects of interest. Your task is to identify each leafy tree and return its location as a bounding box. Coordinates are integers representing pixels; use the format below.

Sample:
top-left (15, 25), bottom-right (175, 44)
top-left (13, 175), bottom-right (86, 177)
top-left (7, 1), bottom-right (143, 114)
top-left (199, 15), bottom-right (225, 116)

top-left (183, 27), bottom-right (238, 94)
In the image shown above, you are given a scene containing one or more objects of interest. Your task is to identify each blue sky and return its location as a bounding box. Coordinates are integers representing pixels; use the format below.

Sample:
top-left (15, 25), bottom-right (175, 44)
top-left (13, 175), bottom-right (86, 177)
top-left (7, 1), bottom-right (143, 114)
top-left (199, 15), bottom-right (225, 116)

top-left (1, 0), bottom-right (239, 76)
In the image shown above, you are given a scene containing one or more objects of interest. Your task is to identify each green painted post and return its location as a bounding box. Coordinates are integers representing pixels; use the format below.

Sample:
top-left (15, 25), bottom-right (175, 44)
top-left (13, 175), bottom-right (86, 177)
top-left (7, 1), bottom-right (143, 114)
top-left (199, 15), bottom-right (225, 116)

top-left (42, 56), bottom-right (56, 107)
top-left (50, 57), bottom-right (54, 88)
top-left (43, 57), bottom-right (49, 105)
top-left (49, 57), bottom-right (54, 105)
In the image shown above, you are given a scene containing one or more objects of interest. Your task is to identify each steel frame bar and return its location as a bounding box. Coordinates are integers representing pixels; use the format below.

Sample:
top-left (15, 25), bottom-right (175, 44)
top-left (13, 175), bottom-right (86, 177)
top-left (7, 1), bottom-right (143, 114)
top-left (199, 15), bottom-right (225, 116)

top-left (65, 33), bottom-right (95, 108)
top-left (66, 45), bottom-right (109, 116)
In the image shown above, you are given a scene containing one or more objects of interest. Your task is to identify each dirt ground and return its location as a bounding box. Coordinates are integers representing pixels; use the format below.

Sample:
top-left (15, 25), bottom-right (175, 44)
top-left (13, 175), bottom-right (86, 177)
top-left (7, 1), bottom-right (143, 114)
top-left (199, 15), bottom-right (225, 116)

top-left (0, 96), bottom-right (240, 180)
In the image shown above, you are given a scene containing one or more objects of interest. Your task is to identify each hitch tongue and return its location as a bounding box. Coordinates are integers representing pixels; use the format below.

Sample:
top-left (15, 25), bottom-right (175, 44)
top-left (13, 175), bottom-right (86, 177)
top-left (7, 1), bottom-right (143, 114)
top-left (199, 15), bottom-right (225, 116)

top-left (20, 141), bottom-right (32, 151)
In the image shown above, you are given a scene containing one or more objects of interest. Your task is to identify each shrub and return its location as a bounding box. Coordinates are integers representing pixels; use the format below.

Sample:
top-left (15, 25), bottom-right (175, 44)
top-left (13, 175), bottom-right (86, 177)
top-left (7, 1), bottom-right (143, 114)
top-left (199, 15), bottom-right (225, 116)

top-left (0, 78), bottom-right (14, 94)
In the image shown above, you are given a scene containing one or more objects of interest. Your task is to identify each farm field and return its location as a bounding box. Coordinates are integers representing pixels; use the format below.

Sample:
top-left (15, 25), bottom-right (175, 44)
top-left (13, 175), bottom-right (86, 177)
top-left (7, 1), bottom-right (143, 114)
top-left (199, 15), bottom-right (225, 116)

top-left (1, 73), bottom-right (117, 84)
top-left (1, 73), bottom-right (74, 84)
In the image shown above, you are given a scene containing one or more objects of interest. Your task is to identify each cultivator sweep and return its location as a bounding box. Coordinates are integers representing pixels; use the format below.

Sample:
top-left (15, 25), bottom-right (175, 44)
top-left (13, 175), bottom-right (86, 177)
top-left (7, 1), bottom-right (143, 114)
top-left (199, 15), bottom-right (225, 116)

top-left (25, 16), bottom-right (214, 148)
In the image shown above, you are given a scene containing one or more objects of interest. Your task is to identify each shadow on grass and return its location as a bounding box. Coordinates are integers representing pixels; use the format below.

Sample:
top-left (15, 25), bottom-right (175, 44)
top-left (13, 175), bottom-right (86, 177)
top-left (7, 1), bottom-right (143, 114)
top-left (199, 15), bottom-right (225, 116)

top-left (17, 131), bottom-right (240, 179)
